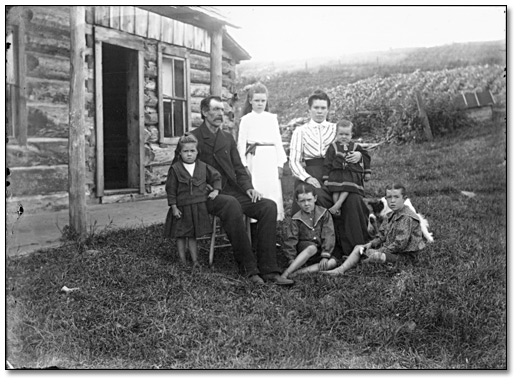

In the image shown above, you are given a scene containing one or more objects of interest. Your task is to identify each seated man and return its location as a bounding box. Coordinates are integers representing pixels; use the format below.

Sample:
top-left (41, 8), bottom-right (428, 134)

top-left (175, 95), bottom-right (293, 286)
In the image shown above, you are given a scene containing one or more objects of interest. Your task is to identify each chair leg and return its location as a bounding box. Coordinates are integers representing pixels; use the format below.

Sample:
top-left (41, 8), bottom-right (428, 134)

top-left (209, 216), bottom-right (217, 266)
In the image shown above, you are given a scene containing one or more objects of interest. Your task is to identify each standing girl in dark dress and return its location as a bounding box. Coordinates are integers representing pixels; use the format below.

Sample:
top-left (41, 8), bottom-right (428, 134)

top-left (164, 134), bottom-right (222, 267)
top-left (322, 120), bottom-right (371, 215)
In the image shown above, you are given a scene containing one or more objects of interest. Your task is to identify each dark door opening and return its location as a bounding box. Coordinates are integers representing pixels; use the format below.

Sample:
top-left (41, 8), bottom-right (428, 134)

top-left (102, 43), bottom-right (140, 191)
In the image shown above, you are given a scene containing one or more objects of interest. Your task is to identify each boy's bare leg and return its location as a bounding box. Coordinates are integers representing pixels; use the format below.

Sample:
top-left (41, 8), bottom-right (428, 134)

top-left (176, 238), bottom-right (188, 265)
top-left (322, 245), bottom-right (364, 275)
top-left (329, 192), bottom-right (349, 215)
top-left (187, 237), bottom-right (201, 269)
top-left (281, 245), bottom-right (317, 278)
top-left (293, 258), bottom-right (338, 276)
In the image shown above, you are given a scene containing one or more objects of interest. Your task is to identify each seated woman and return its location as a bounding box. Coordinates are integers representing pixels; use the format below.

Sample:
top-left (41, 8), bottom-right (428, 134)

top-left (288, 90), bottom-right (371, 259)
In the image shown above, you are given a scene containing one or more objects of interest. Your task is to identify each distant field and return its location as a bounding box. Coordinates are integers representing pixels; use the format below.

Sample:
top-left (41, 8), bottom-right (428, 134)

top-left (237, 40), bottom-right (506, 142)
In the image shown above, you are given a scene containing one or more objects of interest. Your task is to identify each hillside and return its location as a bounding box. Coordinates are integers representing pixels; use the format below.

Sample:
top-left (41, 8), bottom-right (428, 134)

top-left (236, 41), bottom-right (506, 142)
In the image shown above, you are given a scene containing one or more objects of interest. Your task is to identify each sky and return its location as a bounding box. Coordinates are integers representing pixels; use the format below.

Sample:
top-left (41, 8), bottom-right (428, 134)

top-left (219, 5), bottom-right (506, 63)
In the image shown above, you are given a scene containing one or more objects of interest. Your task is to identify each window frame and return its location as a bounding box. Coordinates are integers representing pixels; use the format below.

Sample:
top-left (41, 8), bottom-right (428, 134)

top-left (158, 44), bottom-right (191, 144)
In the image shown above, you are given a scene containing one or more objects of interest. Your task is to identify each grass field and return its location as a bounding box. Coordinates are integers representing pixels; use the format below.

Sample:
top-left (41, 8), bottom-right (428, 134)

top-left (6, 121), bottom-right (506, 369)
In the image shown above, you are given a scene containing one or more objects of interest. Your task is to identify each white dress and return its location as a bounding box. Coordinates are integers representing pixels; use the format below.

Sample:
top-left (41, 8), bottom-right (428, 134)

top-left (238, 111), bottom-right (287, 221)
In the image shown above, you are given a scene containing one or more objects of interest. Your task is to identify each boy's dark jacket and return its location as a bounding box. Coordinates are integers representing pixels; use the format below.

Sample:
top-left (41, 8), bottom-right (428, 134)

top-left (175, 123), bottom-right (253, 193)
top-left (166, 159), bottom-right (221, 206)
top-left (283, 205), bottom-right (335, 260)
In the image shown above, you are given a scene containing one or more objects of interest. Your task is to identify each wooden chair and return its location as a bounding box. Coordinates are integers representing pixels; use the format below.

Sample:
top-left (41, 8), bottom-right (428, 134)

top-left (201, 215), bottom-right (251, 266)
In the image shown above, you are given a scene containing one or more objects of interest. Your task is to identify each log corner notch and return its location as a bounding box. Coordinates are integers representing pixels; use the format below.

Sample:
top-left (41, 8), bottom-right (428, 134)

top-left (68, 6), bottom-right (87, 237)
top-left (210, 25), bottom-right (223, 97)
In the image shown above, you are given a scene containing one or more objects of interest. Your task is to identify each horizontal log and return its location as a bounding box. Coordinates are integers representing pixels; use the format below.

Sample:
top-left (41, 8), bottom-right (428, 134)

top-left (26, 6), bottom-right (70, 32)
top-left (7, 138), bottom-right (68, 167)
top-left (144, 143), bottom-right (176, 166)
top-left (27, 78), bottom-right (69, 104)
top-left (28, 104), bottom-right (69, 138)
top-left (8, 165), bottom-right (69, 196)
top-left (191, 68), bottom-right (211, 84)
top-left (26, 52), bottom-right (70, 81)
top-left (190, 83), bottom-right (210, 97)
top-left (6, 192), bottom-right (70, 214)
top-left (25, 28), bottom-right (70, 57)
top-left (145, 164), bottom-right (170, 186)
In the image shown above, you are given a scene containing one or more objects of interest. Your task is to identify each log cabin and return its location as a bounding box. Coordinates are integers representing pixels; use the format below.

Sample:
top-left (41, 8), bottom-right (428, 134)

top-left (6, 6), bottom-right (250, 220)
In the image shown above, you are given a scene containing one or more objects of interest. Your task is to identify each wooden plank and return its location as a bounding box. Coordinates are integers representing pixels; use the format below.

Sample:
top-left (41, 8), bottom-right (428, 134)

top-left (127, 50), bottom-right (139, 189)
top-left (95, 39), bottom-right (104, 196)
top-left (185, 54), bottom-right (192, 131)
top-left (94, 6), bottom-right (110, 27)
top-left (134, 8), bottom-right (148, 37)
top-left (17, 18), bottom-right (28, 145)
top-left (121, 6), bottom-right (135, 34)
top-left (94, 25), bottom-right (144, 51)
top-left (210, 26), bottom-right (223, 97)
top-left (183, 23), bottom-right (193, 49)
top-left (138, 50), bottom-right (145, 194)
top-left (109, 6), bottom-right (121, 30)
top-left (68, 6), bottom-right (87, 236)
top-left (147, 11), bottom-right (161, 40)
top-left (163, 44), bottom-right (187, 57)
top-left (157, 45), bottom-right (164, 143)
top-left (173, 20), bottom-right (184, 46)
top-left (161, 16), bottom-right (174, 44)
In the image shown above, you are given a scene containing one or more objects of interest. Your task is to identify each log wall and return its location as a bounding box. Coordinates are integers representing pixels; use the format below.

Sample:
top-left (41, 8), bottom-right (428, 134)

top-left (7, 5), bottom-right (241, 210)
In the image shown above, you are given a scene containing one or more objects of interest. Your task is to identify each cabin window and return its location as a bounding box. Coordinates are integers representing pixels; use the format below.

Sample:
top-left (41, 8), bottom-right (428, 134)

top-left (161, 56), bottom-right (187, 139)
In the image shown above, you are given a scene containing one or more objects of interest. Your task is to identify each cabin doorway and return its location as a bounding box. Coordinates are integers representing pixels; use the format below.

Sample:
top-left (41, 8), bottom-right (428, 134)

top-left (95, 41), bottom-right (144, 196)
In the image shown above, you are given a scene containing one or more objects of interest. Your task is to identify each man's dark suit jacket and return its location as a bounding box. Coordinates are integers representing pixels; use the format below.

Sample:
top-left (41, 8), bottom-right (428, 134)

top-left (176, 122), bottom-right (253, 194)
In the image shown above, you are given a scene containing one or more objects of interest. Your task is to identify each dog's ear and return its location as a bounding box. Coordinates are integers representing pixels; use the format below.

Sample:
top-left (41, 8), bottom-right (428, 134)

top-left (367, 200), bottom-right (379, 213)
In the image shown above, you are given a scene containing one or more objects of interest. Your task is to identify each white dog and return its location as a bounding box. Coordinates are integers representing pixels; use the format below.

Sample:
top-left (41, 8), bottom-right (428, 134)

top-left (368, 197), bottom-right (434, 243)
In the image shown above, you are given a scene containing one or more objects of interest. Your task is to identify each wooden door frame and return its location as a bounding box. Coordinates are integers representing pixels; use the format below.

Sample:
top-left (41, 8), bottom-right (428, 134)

top-left (94, 26), bottom-right (145, 197)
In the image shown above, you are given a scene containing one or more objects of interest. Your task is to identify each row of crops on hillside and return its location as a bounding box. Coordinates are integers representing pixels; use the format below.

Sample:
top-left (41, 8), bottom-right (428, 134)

top-left (280, 65), bottom-right (506, 142)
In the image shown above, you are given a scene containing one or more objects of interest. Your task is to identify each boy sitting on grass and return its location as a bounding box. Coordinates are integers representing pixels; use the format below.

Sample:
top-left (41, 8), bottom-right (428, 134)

top-left (323, 183), bottom-right (426, 275)
top-left (281, 183), bottom-right (337, 279)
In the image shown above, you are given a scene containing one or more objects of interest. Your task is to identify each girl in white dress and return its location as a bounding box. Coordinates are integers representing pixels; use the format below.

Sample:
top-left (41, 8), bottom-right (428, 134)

top-left (238, 83), bottom-right (287, 221)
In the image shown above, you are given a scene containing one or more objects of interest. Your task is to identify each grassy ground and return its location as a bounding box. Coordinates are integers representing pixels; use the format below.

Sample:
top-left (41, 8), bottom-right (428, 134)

top-left (6, 122), bottom-right (506, 369)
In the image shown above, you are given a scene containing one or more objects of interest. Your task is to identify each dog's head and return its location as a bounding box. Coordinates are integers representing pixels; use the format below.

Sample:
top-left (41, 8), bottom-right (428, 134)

top-left (368, 199), bottom-right (385, 217)
top-left (366, 199), bottom-right (386, 238)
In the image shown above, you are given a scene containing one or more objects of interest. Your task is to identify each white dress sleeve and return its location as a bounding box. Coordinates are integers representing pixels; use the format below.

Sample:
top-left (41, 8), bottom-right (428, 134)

top-left (272, 114), bottom-right (287, 169)
top-left (237, 114), bottom-right (249, 167)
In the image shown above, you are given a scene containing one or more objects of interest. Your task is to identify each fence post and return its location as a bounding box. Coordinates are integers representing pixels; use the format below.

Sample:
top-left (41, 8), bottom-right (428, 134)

top-left (415, 91), bottom-right (433, 141)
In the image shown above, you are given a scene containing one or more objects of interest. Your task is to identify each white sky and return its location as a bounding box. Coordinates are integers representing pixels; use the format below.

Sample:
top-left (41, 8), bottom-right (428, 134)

top-left (220, 5), bottom-right (506, 62)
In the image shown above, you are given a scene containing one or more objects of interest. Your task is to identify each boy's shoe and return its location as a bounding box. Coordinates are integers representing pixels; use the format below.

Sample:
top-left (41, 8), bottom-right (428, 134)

top-left (248, 274), bottom-right (265, 285)
top-left (262, 273), bottom-right (294, 286)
